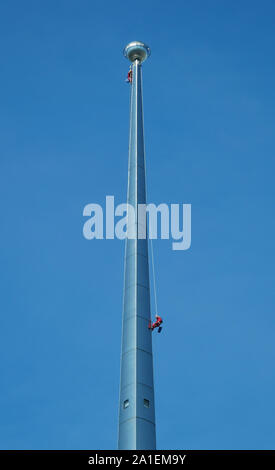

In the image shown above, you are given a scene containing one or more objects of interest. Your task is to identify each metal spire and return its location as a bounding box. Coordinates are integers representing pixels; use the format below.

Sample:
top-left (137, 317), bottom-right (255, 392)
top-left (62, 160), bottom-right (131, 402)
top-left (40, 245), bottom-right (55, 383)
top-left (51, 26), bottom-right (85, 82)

top-left (118, 41), bottom-right (156, 450)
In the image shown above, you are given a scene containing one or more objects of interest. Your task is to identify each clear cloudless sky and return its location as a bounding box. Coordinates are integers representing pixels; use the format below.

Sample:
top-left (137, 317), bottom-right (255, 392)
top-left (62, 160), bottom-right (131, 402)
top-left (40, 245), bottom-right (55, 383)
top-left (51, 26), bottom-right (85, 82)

top-left (0, 0), bottom-right (275, 450)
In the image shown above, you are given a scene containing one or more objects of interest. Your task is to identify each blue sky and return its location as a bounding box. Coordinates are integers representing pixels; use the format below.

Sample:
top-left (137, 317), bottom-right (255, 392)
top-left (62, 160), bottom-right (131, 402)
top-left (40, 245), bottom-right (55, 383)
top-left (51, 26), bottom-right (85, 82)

top-left (0, 0), bottom-right (275, 450)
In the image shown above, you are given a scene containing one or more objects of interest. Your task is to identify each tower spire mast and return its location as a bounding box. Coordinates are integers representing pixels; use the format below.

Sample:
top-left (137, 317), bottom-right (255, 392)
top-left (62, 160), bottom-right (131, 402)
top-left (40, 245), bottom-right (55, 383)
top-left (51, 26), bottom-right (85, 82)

top-left (118, 41), bottom-right (156, 450)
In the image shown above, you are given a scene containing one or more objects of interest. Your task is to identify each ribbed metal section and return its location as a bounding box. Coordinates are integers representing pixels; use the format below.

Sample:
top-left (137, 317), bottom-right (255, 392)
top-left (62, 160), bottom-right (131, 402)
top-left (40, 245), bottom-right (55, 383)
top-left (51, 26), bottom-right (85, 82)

top-left (118, 60), bottom-right (156, 450)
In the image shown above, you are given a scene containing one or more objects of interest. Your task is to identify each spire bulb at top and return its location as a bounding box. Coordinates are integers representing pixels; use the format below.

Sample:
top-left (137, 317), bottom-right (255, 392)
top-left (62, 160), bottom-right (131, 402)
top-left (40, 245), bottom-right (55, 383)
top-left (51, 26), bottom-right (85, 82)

top-left (123, 41), bottom-right (151, 63)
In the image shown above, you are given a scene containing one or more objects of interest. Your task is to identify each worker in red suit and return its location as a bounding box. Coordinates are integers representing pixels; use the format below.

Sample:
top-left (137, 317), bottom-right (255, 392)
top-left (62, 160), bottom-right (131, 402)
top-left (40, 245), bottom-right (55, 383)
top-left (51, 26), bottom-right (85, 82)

top-left (149, 315), bottom-right (163, 333)
top-left (126, 67), bottom-right (132, 83)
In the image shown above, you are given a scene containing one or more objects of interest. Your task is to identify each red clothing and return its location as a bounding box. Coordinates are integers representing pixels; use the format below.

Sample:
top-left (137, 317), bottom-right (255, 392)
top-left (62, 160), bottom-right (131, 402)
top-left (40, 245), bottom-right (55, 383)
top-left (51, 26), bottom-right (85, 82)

top-left (127, 71), bottom-right (132, 83)
top-left (151, 316), bottom-right (163, 330)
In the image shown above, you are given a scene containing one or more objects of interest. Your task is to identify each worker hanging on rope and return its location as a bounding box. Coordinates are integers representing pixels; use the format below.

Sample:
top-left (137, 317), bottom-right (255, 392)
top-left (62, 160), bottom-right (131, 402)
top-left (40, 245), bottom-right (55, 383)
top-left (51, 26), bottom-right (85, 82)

top-left (148, 239), bottom-right (162, 333)
top-left (126, 66), bottom-right (132, 84)
top-left (149, 315), bottom-right (163, 333)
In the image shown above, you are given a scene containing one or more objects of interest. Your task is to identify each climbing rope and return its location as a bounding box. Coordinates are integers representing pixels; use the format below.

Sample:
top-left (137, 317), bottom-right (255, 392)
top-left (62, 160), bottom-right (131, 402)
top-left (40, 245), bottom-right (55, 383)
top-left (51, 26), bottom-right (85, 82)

top-left (150, 238), bottom-right (158, 316)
